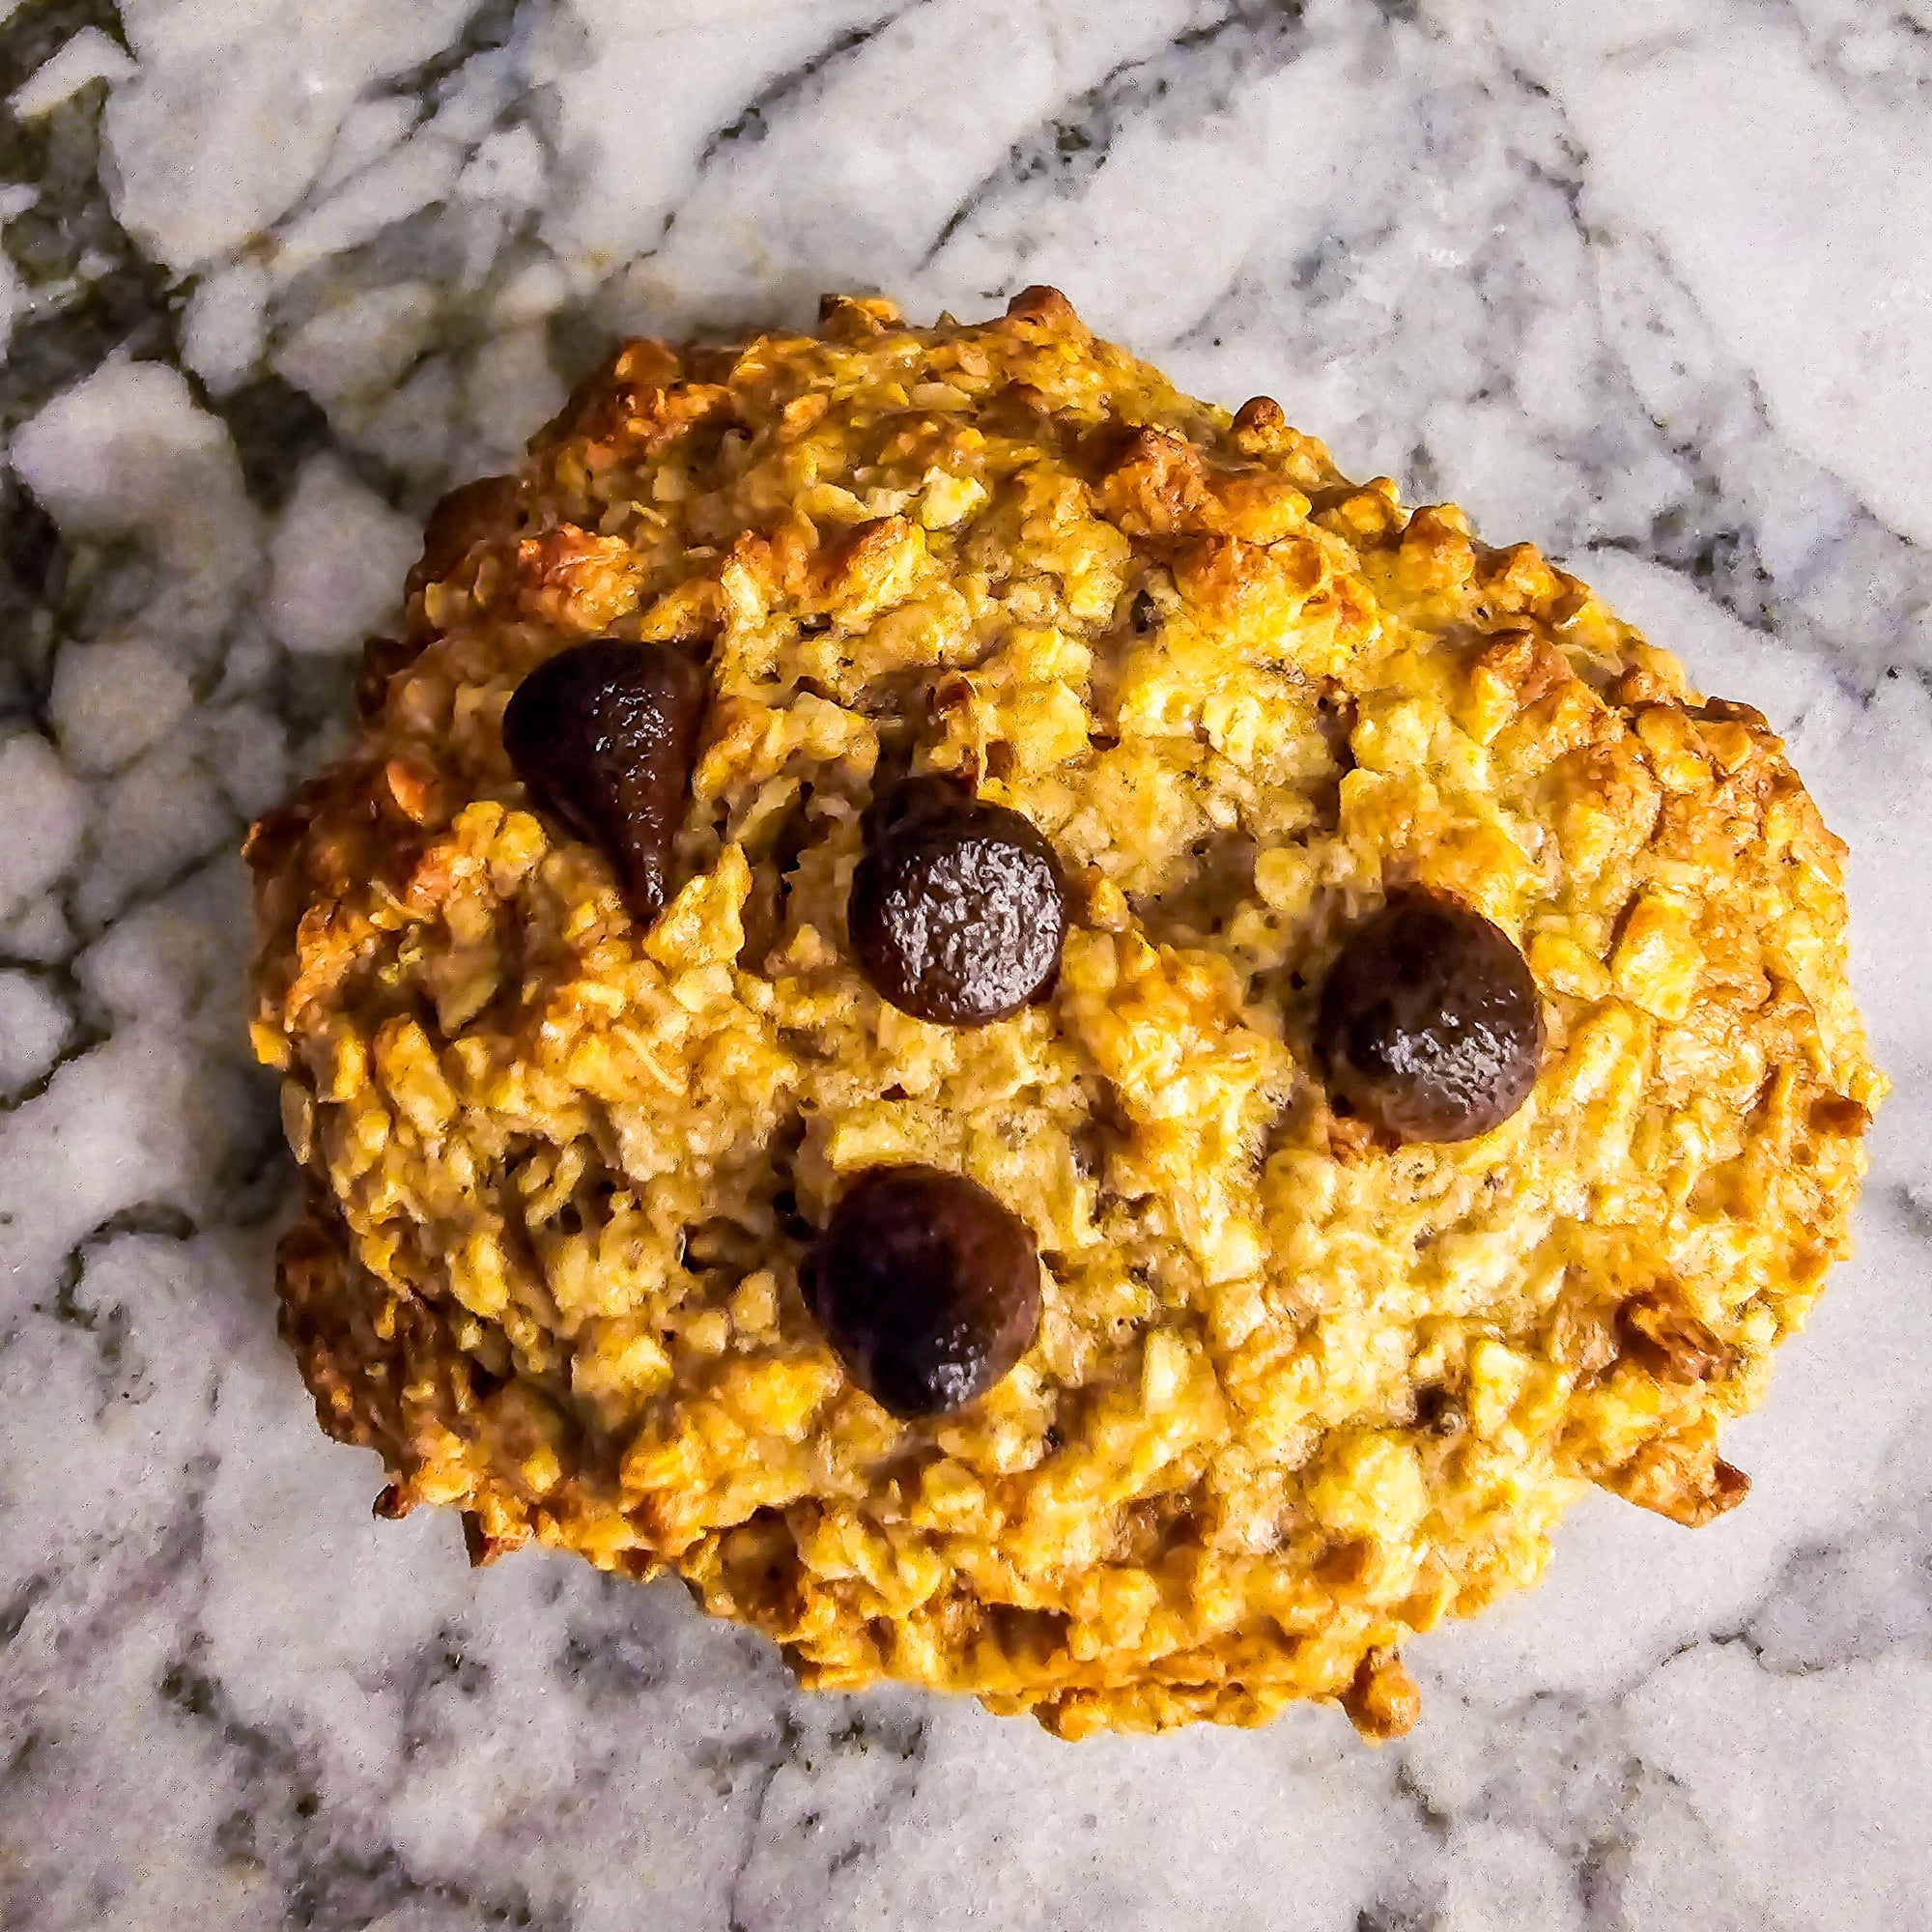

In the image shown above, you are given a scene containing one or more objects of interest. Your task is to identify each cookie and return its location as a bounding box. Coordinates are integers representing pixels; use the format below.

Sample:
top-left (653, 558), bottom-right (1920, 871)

top-left (246, 289), bottom-right (1883, 1740)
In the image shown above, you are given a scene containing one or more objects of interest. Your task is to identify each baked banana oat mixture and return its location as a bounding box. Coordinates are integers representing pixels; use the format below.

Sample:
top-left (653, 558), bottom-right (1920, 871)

top-left (246, 288), bottom-right (1883, 1740)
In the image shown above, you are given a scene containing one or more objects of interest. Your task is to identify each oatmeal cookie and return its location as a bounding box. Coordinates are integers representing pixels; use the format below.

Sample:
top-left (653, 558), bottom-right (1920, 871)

top-left (246, 289), bottom-right (1882, 1739)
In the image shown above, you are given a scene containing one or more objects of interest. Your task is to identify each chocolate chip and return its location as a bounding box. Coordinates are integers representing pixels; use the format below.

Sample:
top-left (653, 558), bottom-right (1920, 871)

top-left (801, 1165), bottom-right (1041, 1420)
top-left (849, 775), bottom-right (1067, 1026)
top-left (501, 639), bottom-right (707, 924)
top-left (1316, 886), bottom-right (1544, 1144)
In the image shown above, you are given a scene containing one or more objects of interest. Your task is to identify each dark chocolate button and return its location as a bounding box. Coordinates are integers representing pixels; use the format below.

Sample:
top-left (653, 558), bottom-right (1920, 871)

top-left (801, 1164), bottom-right (1041, 1420)
top-left (849, 775), bottom-right (1067, 1025)
top-left (1316, 885), bottom-right (1543, 1143)
top-left (501, 639), bottom-right (706, 924)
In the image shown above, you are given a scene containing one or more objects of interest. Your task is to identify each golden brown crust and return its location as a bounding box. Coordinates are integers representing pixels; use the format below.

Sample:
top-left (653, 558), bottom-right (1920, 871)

top-left (247, 289), bottom-right (1883, 1739)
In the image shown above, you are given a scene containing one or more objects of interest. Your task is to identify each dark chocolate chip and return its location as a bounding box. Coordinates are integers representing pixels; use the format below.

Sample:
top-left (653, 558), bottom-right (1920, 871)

top-left (1316, 885), bottom-right (1544, 1144)
top-left (848, 775), bottom-right (1067, 1025)
top-left (801, 1164), bottom-right (1041, 1420)
top-left (502, 639), bottom-right (707, 924)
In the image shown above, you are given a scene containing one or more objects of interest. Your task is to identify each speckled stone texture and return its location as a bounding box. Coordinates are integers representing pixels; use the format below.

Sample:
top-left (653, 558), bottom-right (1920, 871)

top-left (2, 2), bottom-right (1930, 1928)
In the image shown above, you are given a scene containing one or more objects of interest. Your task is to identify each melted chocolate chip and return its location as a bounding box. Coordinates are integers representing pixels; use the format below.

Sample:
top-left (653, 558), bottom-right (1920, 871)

top-left (1316, 886), bottom-right (1544, 1143)
top-left (801, 1164), bottom-right (1041, 1420)
top-left (849, 775), bottom-right (1068, 1025)
top-left (501, 639), bottom-right (706, 924)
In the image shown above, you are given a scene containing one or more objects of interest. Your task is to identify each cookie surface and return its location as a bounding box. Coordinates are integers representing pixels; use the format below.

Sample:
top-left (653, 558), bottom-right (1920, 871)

top-left (247, 289), bottom-right (1882, 1740)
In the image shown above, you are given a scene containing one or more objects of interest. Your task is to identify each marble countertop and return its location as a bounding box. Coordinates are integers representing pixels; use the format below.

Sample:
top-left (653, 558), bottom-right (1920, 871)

top-left (2, 1), bottom-right (1928, 1925)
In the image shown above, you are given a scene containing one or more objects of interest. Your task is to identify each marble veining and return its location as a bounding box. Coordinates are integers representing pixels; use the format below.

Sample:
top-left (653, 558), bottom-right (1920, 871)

top-left (1, 0), bottom-right (1929, 1925)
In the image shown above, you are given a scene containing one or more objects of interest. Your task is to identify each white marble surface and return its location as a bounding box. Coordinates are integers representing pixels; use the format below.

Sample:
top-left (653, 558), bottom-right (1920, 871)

top-left (2, 1), bottom-right (1929, 1925)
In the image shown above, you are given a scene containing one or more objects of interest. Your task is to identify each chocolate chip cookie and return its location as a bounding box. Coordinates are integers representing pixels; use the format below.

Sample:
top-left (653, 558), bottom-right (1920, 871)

top-left (247, 289), bottom-right (1883, 1739)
